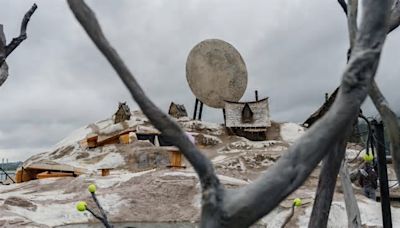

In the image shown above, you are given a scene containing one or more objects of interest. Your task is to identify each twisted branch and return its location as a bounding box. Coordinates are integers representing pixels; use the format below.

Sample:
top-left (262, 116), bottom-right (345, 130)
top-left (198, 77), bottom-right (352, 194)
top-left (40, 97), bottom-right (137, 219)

top-left (333, 0), bottom-right (400, 187)
top-left (0, 3), bottom-right (37, 71)
top-left (66, 1), bottom-right (223, 226)
top-left (309, 0), bottom-right (360, 226)
top-left (67, 0), bottom-right (390, 227)
top-left (5, 3), bottom-right (37, 58)
top-left (0, 25), bottom-right (8, 86)
top-left (369, 81), bottom-right (400, 184)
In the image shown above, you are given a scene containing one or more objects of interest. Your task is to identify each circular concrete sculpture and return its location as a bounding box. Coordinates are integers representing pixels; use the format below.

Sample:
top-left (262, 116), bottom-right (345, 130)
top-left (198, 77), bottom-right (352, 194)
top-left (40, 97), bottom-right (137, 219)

top-left (186, 39), bottom-right (248, 108)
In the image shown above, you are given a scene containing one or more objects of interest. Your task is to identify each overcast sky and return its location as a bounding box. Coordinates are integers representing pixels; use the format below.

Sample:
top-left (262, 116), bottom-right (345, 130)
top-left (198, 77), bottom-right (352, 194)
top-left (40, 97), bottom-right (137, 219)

top-left (0, 0), bottom-right (399, 162)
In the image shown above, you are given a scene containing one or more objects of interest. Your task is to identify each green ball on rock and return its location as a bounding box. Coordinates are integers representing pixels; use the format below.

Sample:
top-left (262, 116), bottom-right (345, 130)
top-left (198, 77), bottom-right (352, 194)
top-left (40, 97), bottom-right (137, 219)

top-left (76, 201), bottom-right (87, 212)
top-left (88, 184), bottom-right (96, 193)
top-left (363, 153), bottom-right (374, 162)
top-left (293, 198), bottom-right (302, 207)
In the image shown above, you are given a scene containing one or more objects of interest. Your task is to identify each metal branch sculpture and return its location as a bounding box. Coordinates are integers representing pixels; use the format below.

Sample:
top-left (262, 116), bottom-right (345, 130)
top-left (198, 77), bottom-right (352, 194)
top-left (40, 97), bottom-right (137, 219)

top-left (0, 3), bottom-right (37, 86)
top-left (67, 0), bottom-right (390, 227)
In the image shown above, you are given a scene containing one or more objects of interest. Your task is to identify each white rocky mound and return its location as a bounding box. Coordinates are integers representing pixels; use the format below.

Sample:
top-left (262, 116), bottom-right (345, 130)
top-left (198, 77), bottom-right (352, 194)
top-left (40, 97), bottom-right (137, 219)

top-left (0, 111), bottom-right (399, 227)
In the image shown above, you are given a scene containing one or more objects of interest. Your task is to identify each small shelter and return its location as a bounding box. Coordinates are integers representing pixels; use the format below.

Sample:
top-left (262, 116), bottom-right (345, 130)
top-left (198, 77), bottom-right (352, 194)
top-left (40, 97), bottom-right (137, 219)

top-left (136, 125), bottom-right (160, 145)
top-left (15, 160), bottom-right (86, 183)
top-left (224, 97), bottom-right (271, 141)
top-left (114, 102), bottom-right (131, 124)
top-left (168, 102), bottom-right (188, 119)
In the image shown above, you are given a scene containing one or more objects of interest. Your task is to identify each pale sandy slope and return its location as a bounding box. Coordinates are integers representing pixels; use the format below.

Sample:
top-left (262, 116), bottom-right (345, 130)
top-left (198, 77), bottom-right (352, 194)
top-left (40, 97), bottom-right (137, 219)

top-left (0, 112), bottom-right (399, 227)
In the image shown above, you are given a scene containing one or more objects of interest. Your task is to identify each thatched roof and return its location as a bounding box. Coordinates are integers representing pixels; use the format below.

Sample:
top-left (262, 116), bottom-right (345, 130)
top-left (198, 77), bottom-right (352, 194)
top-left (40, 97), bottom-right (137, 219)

top-left (224, 98), bottom-right (271, 128)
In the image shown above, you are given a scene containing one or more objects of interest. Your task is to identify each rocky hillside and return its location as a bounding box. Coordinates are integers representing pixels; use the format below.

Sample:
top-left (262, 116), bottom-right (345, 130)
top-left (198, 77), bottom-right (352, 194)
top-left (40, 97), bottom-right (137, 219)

top-left (0, 111), bottom-right (399, 227)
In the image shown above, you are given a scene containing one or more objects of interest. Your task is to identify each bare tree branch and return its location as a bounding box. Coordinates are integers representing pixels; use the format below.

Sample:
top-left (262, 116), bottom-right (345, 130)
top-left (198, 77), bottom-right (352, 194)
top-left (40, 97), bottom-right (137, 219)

top-left (340, 161), bottom-right (362, 228)
top-left (0, 3), bottom-right (37, 73)
top-left (91, 192), bottom-right (111, 228)
top-left (86, 207), bottom-right (108, 227)
top-left (338, 0), bottom-right (348, 15)
top-left (223, 1), bottom-right (390, 226)
top-left (310, 1), bottom-right (400, 226)
top-left (309, 142), bottom-right (348, 227)
top-left (281, 205), bottom-right (295, 228)
top-left (66, 1), bottom-right (224, 226)
top-left (67, 0), bottom-right (390, 227)
top-left (4, 3), bottom-right (37, 58)
top-left (334, 0), bottom-right (400, 188)
top-left (0, 25), bottom-right (5, 59)
top-left (0, 25), bottom-right (8, 86)
top-left (389, 0), bottom-right (400, 32)
top-left (309, 1), bottom-right (359, 226)
top-left (366, 0), bottom-right (400, 186)
top-left (369, 81), bottom-right (400, 184)
top-left (347, 0), bottom-right (358, 49)
top-left (305, 0), bottom-right (400, 126)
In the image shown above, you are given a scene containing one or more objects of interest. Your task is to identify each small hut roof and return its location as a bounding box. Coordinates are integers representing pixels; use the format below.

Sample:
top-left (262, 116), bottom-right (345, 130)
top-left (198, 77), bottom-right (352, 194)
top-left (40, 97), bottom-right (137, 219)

top-left (224, 97), bottom-right (271, 128)
top-left (119, 103), bottom-right (131, 115)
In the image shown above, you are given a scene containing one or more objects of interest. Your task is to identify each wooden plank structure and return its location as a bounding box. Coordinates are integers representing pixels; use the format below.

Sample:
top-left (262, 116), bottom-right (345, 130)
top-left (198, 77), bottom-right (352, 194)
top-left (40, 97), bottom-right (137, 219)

top-left (87, 134), bottom-right (98, 148)
top-left (84, 125), bottom-right (163, 149)
top-left (98, 168), bottom-right (113, 176)
top-left (119, 132), bottom-right (130, 144)
top-left (15, 161), bottom-right (85, 183)
top-left (136, 125), bottom-right (160, 145)
top-left (85, 130), bottom-right (135, 148)
top-left (164, 146), bottom-right (186, 169)
top-left (36, 171), bottom-right (74, 179)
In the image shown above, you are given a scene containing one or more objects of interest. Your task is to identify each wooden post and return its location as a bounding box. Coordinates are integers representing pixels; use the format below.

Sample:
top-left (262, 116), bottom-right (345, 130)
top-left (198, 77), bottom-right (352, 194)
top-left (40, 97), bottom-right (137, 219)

top-left (99, 168), bottom-right (111, 176)
top-left (223, 108), bottom-right (226, 125)
top-left (372, 120), bottom-right (392, 228)
top-left (166, 147), bottom-right (186, 169)
top-left (193, 98), bottom-right (199, 120)
top-left (119, 133), bottom-right (130, 144)
top-left (87, 135), bottom-right (98, 148)
top-left (198, 101), bottom-right (204, 121)
top-left (171, 151), bottom-right (182, 167)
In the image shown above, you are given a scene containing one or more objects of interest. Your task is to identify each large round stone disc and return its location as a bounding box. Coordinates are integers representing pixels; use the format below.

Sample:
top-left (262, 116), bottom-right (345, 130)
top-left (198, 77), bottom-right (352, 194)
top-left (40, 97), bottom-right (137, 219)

top-left (186, 39), bottom-right (248, 108)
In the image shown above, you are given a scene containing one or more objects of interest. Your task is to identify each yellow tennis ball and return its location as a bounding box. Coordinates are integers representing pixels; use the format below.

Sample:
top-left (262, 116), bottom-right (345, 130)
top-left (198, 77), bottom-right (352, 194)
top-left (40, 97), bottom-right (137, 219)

top-left (88, 184), bottom-right (96, 193)
top-left (363, 153), bottom-right (374, 162)
top-left (76, 201), bottom-right (87, 212)
top-left (293, 198), bottom-right (302, 207)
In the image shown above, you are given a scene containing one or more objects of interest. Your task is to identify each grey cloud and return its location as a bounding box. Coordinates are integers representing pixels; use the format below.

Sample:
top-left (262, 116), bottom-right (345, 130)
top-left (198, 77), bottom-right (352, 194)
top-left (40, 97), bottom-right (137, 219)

top-left (0, 0), bottom-right (399, 162)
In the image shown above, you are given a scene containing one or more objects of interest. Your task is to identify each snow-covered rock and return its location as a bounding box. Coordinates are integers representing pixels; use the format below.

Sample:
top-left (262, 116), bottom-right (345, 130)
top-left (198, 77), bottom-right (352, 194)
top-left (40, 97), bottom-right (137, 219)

top-left (280, 122), bottom-right (305, 144)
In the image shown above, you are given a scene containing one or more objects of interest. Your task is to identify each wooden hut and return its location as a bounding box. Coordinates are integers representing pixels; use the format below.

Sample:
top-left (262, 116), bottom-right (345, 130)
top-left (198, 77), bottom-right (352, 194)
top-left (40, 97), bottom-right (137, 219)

top-left (15, 161), bottom-right (85, 183)
top-left (168, 102), bottom-right (188, 119)
top-left (224, 97), bottom-right (271, 141)
top-left (114, 102), bottom-right (131, 124)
